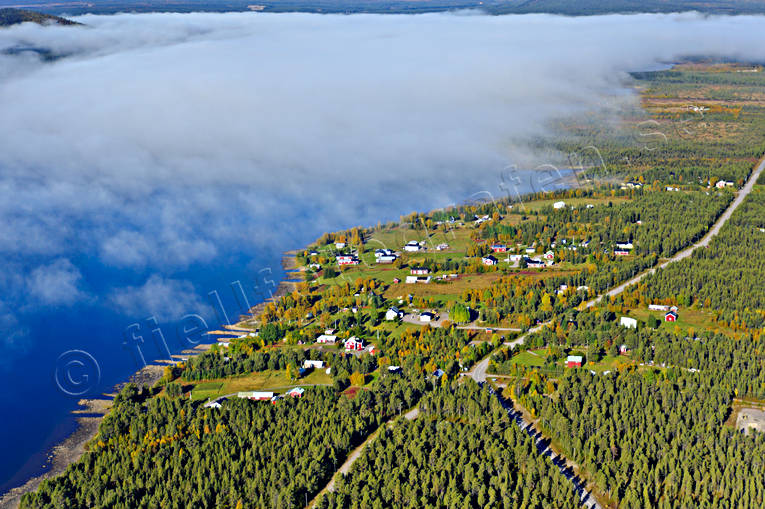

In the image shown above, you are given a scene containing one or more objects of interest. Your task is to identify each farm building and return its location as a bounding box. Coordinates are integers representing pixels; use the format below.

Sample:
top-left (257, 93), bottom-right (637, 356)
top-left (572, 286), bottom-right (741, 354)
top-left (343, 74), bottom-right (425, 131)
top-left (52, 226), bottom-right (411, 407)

top-left (237, 391), bottom-right (274, 401)
top-left (303, 360), bottom-right (325, 369)
top-left (287, 387), bottom-right (305, 398)
top-left (553, 201), bottom-right (566, 209)
top-left (566, 356), bottom-right (583, 368)
top-left (649, 304), bottom-right (669, 312)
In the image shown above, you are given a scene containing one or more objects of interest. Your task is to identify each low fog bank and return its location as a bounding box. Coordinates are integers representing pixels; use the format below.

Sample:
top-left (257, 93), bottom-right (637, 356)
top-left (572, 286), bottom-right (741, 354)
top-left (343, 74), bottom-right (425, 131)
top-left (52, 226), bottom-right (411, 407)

top-left (1, 11), bottom-right (765, 354)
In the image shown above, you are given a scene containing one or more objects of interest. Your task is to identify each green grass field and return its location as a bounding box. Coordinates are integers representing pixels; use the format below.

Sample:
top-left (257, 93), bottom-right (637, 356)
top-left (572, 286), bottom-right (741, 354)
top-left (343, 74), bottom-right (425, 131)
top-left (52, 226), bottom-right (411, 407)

top-left (508, 350), bottom-right (548, 368)
top-left (583, 354), bottom-right (636, 373)
top-left (628, 307), bottom-right (740, 337)
top-left (189, 369), bottom-right (333, 401)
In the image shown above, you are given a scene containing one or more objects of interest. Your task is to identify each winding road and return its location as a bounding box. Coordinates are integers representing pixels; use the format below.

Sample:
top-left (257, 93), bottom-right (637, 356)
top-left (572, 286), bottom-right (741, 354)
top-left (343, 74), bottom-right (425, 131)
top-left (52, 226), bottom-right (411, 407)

top-left (587, 156), bottom-right (764, 308)
top-left (471, 155), bottom-right (764, 381)
top-left (468, 157), bottom-right (764, 509)
top-left (306, 407), bottom-right (420, 508)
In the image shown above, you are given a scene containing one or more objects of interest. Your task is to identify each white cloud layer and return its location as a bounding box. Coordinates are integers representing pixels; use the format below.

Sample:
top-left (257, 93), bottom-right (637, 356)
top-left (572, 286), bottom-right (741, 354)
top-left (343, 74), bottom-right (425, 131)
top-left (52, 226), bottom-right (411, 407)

top-left (108, 274), bottom-right (206, 320)
top-left (0, 11), bottom-right (764, 327)
top-left (25, 258), bottom-right (88, 306)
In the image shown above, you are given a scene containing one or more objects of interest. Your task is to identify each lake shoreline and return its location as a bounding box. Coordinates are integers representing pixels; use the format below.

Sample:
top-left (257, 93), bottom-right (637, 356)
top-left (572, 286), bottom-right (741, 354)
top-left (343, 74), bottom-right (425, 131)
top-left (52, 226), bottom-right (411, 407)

top-left (0, 345), bottom-right (212, 508)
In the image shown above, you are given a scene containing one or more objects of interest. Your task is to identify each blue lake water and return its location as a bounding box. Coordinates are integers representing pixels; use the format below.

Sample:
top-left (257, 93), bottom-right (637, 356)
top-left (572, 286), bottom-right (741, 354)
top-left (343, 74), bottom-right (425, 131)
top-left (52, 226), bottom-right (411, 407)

top-left (0, 251), bottom-right (289, 493)
top-left (0, 168), bottom-right (575, 494)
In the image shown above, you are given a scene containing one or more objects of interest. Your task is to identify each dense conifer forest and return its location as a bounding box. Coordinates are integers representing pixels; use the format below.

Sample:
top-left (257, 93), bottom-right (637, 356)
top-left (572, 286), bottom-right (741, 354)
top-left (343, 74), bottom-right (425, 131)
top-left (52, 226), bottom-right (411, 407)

top-left (319, 383), bottom-right (581, 509)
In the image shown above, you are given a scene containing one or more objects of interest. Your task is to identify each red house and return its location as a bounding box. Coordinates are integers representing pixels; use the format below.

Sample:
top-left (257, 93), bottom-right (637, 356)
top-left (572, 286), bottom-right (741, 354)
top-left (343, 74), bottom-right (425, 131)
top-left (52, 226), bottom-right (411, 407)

top-left (491, 244), bottom-right (507, 253)
top-left (344, 337), bottom-right (365, 351)
top-left (337, 255), bottom-right (360, 266)
top-left (665, 311), bottom-right (678, 322)
top-left (566, 355), bottom-right (583, 368)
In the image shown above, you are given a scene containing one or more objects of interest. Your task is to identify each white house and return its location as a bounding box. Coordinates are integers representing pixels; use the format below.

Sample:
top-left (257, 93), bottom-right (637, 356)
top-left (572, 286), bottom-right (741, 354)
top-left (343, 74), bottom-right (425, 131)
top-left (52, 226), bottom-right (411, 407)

top-left (482, 255), bottom-right (498, 266)
top-left (543, 250), bottom-right (555, 260)
top-left (403, 241), bottom-right (422, 252)
top-left (316, 334), bottom-right (337, 344)
top-left (436, 243), bottom-right (449, 250)
top-left (553, 201), bottom-right (566, 209)
top-left (377, 254), bottom-right (397, 264)
top-left (525, 247), bottom-right (536, 254)
top-left (525, 258), bottom-right (545, 268)
top-left (405, 275), bottom-right (430, 284)
top-left (715, 180), bottom-right (734, 188)
top-left (204, 401), bottom-right (222, 409)
top-left (238, 391), bottom-right (274, 401)
top-left (385, 307), bottom-right (403, 321)
top-left (303, 360), bottom-right (325, 369)
top-left (620, 316), bottom-right (638, 329)
top-left (335, 242), bottom-right (346, 249)
top-left (616, 242), bottom-right (633, 250)
top-left (411, 267), bottom-right (430, 275)
top-left (420, 311), bottom-right (436, 322)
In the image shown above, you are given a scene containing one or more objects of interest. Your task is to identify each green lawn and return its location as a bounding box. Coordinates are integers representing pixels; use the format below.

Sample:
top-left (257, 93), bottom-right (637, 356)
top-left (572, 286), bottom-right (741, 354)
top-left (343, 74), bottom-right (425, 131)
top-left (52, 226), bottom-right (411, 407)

top-left (509, 350), bottom-right (546, 368)
top-left (628, 307), bottom-right (740, 337)
top-left (509, 195), bottom-right (631, 213)
top-left (583, 355), bottom-right (636, 373)
top-left (189, 369), bottom-right (333, 401)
